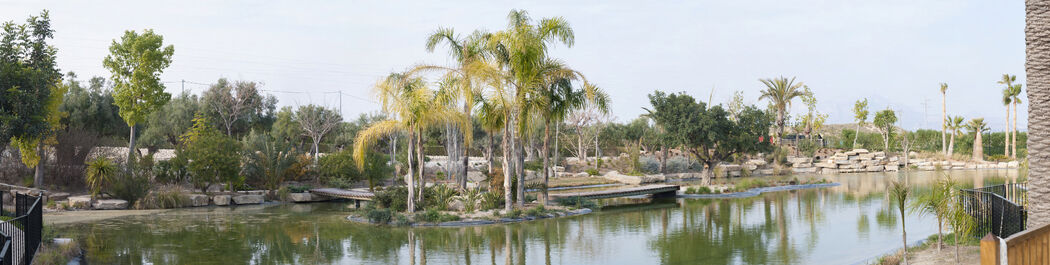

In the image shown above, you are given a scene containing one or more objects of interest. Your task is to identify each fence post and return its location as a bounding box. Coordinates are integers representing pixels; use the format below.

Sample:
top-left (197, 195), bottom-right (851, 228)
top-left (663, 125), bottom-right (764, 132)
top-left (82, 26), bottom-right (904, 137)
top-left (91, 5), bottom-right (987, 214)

top-left (980, 233), bottom-right (1000, 265)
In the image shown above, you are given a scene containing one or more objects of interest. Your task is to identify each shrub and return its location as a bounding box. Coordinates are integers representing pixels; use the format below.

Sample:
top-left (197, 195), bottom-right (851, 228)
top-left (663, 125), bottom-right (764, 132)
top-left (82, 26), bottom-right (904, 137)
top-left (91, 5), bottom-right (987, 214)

top-left (554, 197), bottom-right (598, 209)
top-left (392, 213), bottom-right (410, 226)
top-left (454, 188), bottom-right (483, 212)
top-left (154, 149), bottom-right (190, 185)
top-left (506, 209), bottom-right (523, 218)
top-left (373, 186), bottom-right (409, 212)
top-left (184, 122), bottom-right (242, 192)
top-left (366, 208), bottom-right (393, 224)
top-left (685, 186), bottom-right (713, 195)
top-left (287, 185), bottom-right (312, 193)
top-left (427, 185), bottom-right (458, 211)
top-left (415, 208), bottom-right (442, 222)
top-left (481, 191), bottom-right (504, 210)
top-left (733, 179), bottom-right (770, 192)
top-left (525, 205), bottom-right (546, 216)
top-left (524, 160), bottom-right (543, 171)
top-left (108, 169), bottom-right (150, 206)
top-left (740, 166), bottom-right (752, 178)
top-left (84, 156), bottom-right (117, 198)
top-left (242, 131), bottom-right (298, 193)
top-left (134, 191), bottom-right (191, 209)
top-left (638, 156), bottom-right (660, 174)
top-left (665, 156), bottom-right (692, 173)
top-left (275, 186), bottom-right (291, 201)
top-left (585, 168), bottom-right (600, 176)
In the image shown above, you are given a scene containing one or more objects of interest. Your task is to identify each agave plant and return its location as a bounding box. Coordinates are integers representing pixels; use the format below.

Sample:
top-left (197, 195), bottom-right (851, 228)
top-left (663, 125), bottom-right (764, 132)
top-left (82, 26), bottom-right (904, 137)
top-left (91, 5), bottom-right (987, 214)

top-left (481, 190), bottom-right (504, 210)
top-left (455, 188), bottom-right (484, 213)
top-left (85, 156), bottom-right (117, 199)
top-left (430, 184), bottom-right (459, 211)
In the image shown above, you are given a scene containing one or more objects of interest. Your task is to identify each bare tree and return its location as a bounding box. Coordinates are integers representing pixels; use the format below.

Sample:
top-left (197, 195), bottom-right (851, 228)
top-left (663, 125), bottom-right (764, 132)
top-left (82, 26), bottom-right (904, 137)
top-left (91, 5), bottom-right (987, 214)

top-left (297, 105), bottom-right (343, 160)
top-left (202, 79), bottom-right (264, 136)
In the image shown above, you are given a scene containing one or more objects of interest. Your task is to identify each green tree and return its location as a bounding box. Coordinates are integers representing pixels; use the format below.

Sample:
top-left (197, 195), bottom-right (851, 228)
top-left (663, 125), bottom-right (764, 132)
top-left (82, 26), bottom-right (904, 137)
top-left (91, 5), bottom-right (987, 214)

top-left (271, 106), bottom-right (305, 149)
top-left (103, 29), bottom-right (174, 162)
top-left (757, 76), bottom-right (805, 146)
top-left (966, 118), bottom-right (989, 161)
top-left (872, 109), bottom-right (897, 151)
top-left (183, 114), bottom-right (241, 192)
top-left (646, 91), bottom-right (773, 182)
top-left (0, 11), bottom-right (61, 155)
top-left (140, 92), bottom-right (199, 149)
top-left (852, 99), bottom-right (869, 149)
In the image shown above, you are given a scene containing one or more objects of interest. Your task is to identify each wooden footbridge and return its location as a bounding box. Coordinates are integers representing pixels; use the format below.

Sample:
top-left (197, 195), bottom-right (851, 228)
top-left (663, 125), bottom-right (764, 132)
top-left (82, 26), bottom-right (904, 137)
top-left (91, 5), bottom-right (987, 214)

top-left (549, 184), bottom-right (680, 200)
top-left (309, 188), bottom-right (375, 201)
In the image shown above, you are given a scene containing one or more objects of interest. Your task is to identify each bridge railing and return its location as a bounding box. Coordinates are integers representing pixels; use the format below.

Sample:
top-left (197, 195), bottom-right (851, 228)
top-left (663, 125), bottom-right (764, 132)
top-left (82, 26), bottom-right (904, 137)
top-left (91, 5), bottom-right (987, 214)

top-left (0, 193), bottom-right (42, 265)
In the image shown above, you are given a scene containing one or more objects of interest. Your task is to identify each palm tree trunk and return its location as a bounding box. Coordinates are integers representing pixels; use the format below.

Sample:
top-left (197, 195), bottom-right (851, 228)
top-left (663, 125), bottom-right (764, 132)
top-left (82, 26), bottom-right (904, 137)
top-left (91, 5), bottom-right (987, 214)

top-left (502, 123), bottom-right (513, 211)
top-left (1007, 100), bottom-right (1016, 158)
top-left (407, 131), bottom-right (416, 213)
top-left (659, 145), bottom-right (667, 174)
top-left (973, 133), bottom-right (984, 162)
top-left (1006, 107), bottom-right (1011, 157)
top-left (554, 123), bottom-right (561, 170)
top-left (1026, 0), bottom-right (1050, 226)
top-left (942, 93), bottom-right (947, 155)
top-left (948, 132), bottom-right (956, 157)
top-left (901, 217), bottom-right (908, 265)
top-left (462, 103), bottom-right (471, 189)
top-left (128, 123), bottom-right (137, 163)
top-left (777, 109), bottom-right (785, 146)
top-left (417, 132), bottom-right (425, 208)
top-left (487, 133), bottom-right (494, 175)
top-left (542, 120), bottom-right (551, 205)
top-left (516, 133), bottom-right (525, 208)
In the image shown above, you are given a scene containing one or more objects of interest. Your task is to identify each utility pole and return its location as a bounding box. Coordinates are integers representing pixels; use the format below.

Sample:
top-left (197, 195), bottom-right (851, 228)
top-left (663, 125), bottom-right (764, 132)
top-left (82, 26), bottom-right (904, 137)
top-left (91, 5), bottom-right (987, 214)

top-left (181, 79), bottom-right (185, 94)
top-left (338, 91), bottom-right (343, 117)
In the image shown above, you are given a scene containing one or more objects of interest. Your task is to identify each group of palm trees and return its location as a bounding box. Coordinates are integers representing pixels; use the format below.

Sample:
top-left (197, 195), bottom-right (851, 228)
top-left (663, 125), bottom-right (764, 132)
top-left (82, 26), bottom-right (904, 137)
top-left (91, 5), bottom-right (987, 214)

top-left (936, 77), bottom-right (1022, 161)
top-left (353, 10), bottom-right (607, 213)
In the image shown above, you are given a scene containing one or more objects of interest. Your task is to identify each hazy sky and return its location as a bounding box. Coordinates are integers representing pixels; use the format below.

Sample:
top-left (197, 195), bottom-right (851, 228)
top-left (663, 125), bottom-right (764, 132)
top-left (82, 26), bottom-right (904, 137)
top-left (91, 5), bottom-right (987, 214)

top-left (1, 0), bottom-right (1028, 130)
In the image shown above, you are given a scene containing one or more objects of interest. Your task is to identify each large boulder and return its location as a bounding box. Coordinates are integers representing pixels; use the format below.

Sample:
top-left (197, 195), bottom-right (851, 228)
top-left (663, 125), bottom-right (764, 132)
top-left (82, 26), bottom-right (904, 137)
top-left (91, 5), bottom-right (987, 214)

top-left (602, 171), bottom-right (661, 185)
top-left (1008, 161), bottom-right (1020, 168)
top-left (467, 171), bottom-right (487, 182)
top-left (93, 199), bottom-right (128, 210)
top-left (68, 195), bottom-right (92, 209)
top-left (289, 193), bottom-right (317, 203)
top-left (787, 157), bottom-right (812, 165)
top-left (233, 195), bottom-right (265, 205)
top-left (188, 194), bottom-right (210, 207)
top-left (213, 195), bottom-right (232, 206)
top-left (791, 167), bottom-right (817, 173)
top-left (814, 162), bottom-right (837, 168)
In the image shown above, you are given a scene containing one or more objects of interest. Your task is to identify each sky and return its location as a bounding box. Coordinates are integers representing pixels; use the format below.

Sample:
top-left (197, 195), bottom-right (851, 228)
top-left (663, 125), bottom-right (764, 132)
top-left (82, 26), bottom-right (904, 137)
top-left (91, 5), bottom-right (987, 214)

top-left (1, 0), bottom-right (1029, 131)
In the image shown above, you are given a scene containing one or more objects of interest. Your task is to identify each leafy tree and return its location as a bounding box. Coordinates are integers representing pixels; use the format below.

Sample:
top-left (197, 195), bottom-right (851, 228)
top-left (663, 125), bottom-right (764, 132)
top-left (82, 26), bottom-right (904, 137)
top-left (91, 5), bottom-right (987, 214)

top-left (872, 109), bottom-right (897, 151)
top-left (200, 78), bottom-right (275, 137)
top-left (270, 106), bottom-right (305, 149)
top-left (241, 130), bottom-right (297, 194)
top-left (140, 92), bottom-right (199, 149)
top-left (852, 99), bottom-right (869, 149)
top-left (103, 29), bottom-right (174, 162)
top-left (319, 148), bottom-right (391, 191)
top-left (60, 75), bottom-right (126, 136)
top-left (296, 104), bottom-right (342, 159)
top-left (12, 74), bottom-right (66, 187)
top-left (183, 114), bottom-right (241, 192)
top-left (0, 11), bottom-right (61, 154)
top-left (646, 91), bottom-right (773, 181)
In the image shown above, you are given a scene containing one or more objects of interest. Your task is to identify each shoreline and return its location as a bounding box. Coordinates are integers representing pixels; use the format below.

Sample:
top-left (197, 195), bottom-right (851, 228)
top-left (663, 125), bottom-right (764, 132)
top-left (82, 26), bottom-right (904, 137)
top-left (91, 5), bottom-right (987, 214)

top-left (346, 208), bottom-right (593, 228)
top-left (679, 183), bottom-right (842, 199)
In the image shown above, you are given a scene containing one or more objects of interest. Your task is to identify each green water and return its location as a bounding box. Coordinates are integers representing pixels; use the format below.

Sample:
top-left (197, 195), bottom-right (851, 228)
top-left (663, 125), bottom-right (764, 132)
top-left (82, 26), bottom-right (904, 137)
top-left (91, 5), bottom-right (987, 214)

top-left (56, 170), bottom-right (1021, 265)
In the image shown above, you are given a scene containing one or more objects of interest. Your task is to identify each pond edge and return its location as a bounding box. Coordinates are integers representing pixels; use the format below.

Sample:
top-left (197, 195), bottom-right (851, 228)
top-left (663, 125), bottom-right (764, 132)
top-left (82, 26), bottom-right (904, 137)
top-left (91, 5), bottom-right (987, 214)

top-left (346, 208), bottom-right (593, 227)
top-left (679, 183), bottom-right (841, 199)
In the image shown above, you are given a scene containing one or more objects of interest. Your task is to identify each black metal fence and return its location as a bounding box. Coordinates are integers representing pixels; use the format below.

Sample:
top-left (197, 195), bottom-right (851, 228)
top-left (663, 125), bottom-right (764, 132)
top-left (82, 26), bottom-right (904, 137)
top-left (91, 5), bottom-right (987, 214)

top-left (959, 183), bottom-right (1028, 238)
top-left (0, 193), bottom-right (42, 265)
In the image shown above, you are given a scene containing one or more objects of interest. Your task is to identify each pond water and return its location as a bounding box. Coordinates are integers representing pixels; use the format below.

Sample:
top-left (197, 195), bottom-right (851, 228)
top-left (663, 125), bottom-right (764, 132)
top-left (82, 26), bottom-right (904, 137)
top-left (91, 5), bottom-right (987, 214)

top-left (56, 169), bottom-right (1022, 265)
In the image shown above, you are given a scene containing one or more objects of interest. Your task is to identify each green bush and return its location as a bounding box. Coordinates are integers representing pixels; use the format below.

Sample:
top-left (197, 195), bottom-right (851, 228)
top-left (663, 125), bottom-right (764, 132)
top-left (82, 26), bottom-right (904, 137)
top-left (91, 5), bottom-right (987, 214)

top-left (134, 191), bottom-right (191, 209)
top-left (108, 169), bottom-right (150, 206)
top-left (733, 179), bottom-right (770, 192)
top-left (685, 186), bottom-right (713, 195)
top-left (525, 205), bottom-right (546, 216)
top-left (153, 149), bottom-right (189, 185)
top-left (392, 213), bottom-right (410, 226)
top-left (373, 186), bottom-right (410, 212)
top-left (481, 191), bottom-right (504, 210)
top-left (242, 131), bottom-right (298, 193)
top-left (506, 209), bottom-right (523, 218)
top-left (287, 185), bottom-right (312, 193)
top-left (415, 208), bottom-right (442, 222)
top-left (586, 168), bottom-right (600, 176)
top-left (554, 197), bottom-right (598, 209)
top-left (185, 120), bottom-right (242, 192)
top-left (366, 208), bottom-right (393, 224)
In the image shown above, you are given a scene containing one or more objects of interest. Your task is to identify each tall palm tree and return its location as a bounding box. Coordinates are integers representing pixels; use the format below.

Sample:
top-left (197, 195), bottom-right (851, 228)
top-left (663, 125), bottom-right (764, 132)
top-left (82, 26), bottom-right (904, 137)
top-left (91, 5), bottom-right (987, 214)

top-left (486, 9), bottom-right (576, 208)
top-left (422, 28), bottom-right (488, 189)
top-left (889, 178), bottom-right (911, 265)
top-left (967, 118), bottom-right (989, 162)
top-left (940, 83), bottom-right (949, 155)
top-left (1026, 0), bottom-right (1050, 226)
top-left (1009, 84), bottom-right (1023, 159)
top-left (758, 76), bottom-right (806, 146)
top-left (1003, 88), bottom-right (1013, 157)
top-left (946, 115), bottom-right (965, 158)
top-left (354, 72), bottom-right (470, 213)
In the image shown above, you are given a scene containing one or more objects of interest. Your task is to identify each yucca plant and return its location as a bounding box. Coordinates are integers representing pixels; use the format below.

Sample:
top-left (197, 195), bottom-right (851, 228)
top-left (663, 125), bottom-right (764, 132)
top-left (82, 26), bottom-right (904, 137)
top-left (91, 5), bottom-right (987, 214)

top-left (85, 157), bottom-right (117, 199)
top-left (481, 190), bottom-right (504, 210)
top-left (455, 188), bottom-right (484, 213)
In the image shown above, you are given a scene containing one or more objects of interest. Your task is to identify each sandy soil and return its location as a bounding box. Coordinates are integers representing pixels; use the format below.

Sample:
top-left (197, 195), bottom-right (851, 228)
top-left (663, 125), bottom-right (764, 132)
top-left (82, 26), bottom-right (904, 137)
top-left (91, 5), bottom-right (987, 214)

top-left (909, 245), bottom-right (980, 265)
top-left (44, 209), bottom-right (170, 225)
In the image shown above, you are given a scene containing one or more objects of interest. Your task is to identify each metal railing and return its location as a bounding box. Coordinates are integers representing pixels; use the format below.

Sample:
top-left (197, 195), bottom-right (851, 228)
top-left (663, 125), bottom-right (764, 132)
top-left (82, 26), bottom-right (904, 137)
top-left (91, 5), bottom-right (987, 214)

top-left (959, 183), bottom-right (1028, 239)
top-left (0, 193), bottom-right (42, 265)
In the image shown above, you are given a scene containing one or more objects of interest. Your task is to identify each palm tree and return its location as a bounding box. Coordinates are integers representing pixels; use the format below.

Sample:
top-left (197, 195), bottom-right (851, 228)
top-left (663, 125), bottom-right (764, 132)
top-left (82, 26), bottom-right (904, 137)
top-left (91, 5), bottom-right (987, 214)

top-left (947, 184), bottom-right (976, 262)
top-left (423, 27), bottom-right (488, 189)
top-left (910, 174), bottom-right (953, 251)
top-left (966, 118), bottom-right (989, 162)
top-left (1009, 84), bottom-right (1023, 159)
top-left (940, 83), bottom-right (949, 155)
top-left (853, 98), bottom-right (869, 149)
top-left (758, 76), bottom-right (806, 146)
top-left (1003, 88), bottom-right (1013, 157)
top-left (889, 178), bottom-right (911, 265)
top-left (946, 115), bottom-right (965, 158)
top-left (354, 72), bottom-right (471, 213)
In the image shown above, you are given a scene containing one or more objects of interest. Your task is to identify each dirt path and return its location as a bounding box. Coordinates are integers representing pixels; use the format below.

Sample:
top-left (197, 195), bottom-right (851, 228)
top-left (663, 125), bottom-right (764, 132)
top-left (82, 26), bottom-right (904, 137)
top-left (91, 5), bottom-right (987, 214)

top-left (44, 209), bottom-right (170, 225)
top-left (909, 245), bottom-right (979, 265)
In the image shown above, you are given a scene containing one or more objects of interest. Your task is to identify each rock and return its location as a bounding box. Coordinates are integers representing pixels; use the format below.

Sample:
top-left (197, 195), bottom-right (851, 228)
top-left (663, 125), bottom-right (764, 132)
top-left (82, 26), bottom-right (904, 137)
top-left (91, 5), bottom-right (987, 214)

top-left (952, 161), bottom-right (966, 167)
top-left (814, 162), bottom-right (837, 168)
top-left (756, 169), bottom-right (775, 176)
top-left (792, 167), bottom-right (817, 173)
top-left (68, 195), bottom-right (92, 209)
top-left (866, 165), bottom-right (884, 172)
top-left (92, 199), bottom-right (128, 210)
top-left (1008, 161), bottom-right (1020, 168)
top-left (885, 165), bottom-right (899, 172)
top-left (848, 155), bottom-right (860, 161)
top-left (233, 195), bottom-right (264, 205)
top-left (787, 157), bottom-right (812, 165)
top-left (965, 164), bottom-right (978, 169)
top-left (872, 151), bottom-right (885, 157)
top-left (820, 168), bottom-right (839, 174)
top-left (467, 171), bottom-right (487, 182)
top-left (835, 159), bottom-right (853, 165)
top-left (744, 164), bottom-right (759, 171)
top-left (997, 162), bottom-right (1008, 169)
top-left (243, 190), bottom-right (266, 196)
top-left (602, 171), bottom-right (661, 185)
top-left (844, 151), bottom-right (859, 156)
top-left (852, 149), bottom-right (870, 154)
top-left (289, 193), bottom-right (315, 202)
top-left (47, 192), bottom-right (70, 202)
top-left (717, 164), bottom-right (742, 171)
top-left (213, 195), bottom-right (232, 206)
top-left (572, 172), bottom-right (590, 178)
top-left (857, 153), bottom-right (875, 160)
top-left (188, 194), bottom-right (210, 207)
top-left (792, 163), bottom-right (813, 168)
top-left (745, 159), bottom-right (768, 167)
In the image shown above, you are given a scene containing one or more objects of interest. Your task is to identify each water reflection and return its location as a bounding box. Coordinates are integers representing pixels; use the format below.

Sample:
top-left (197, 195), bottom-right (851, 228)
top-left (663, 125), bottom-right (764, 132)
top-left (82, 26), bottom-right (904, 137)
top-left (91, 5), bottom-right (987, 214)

top-left (59, 169), bottom-right (1021, 265)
